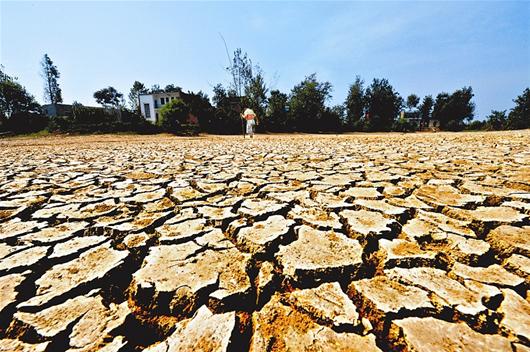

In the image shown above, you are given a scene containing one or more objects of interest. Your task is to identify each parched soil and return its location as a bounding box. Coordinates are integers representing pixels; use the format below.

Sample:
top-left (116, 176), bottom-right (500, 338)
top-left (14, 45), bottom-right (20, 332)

top-left (0, 131), bottom-right (529, 352)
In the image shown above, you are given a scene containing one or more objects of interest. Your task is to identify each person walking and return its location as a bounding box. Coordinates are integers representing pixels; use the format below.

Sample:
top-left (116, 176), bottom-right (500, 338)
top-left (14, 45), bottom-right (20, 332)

top-left (241, 108), bottom-right (258, 139)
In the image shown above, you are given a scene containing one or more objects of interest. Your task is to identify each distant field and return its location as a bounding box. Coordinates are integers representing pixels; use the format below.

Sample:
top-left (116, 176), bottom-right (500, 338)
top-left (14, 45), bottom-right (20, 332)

top-left (0, 130), bottom-right (529, 351)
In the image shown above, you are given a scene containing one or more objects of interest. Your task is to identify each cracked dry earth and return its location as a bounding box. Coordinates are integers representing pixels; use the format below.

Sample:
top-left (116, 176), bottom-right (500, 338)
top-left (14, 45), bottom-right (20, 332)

top-left (0, 131), bottom-right (529, 352)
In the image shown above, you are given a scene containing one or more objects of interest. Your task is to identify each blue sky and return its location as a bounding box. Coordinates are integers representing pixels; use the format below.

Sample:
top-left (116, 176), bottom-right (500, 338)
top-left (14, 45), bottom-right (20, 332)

top-left (1, 1), bottom-right (529, 119)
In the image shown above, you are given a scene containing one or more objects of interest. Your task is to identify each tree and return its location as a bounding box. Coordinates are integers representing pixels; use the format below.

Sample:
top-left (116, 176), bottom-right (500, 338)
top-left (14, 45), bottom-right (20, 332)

top-left (150, 84), bottom-right (163, 94)
top-left (364, 78), bottom-right (403, 131)
top-left (184, 91), bottom-right (214, 131)
top-left (288, 73), bottom-right (332, 132)
top-left (226, 48), bottom-right (253, 97)
top-left (324, 104), bottom-right (346, 132)
top-left (158, 98), bottom-right (189, 132)
top-left (164, 84), bottom-right (182, 93)
top-left (0, 66), bottom-right (40, 119)
top-left (211, 83), bottom-right (241, 134)
top-left (93, 86), bottom-right (124, 108)
top-left (128, 81), bottom-right (147, 111)
top-left (41, 54), bottom-right (63, 104)
top-left (266, 90), bottom-right (289, 131)
top-left (1, 66), bottom-right (45, 133)
top-left (484, 110), bottom-right (507, 130)
top-left (406, 94), bottom-right (420, 111)
top-left (418, 95), bottom-right (434, 122)
top-left (244, 71), bottom-right (268, 125)
top-left (345, 76), bottom-right (365, 131)
top-left (507, 88), bottom-right (529, 129)
top-left (431, 87), bottom-right (474, 131)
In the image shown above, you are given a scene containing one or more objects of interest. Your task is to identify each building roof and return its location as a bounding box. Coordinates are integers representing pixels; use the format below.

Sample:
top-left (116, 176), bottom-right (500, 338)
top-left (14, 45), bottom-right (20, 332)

top-left (139, 91), bottom-right (182, 97)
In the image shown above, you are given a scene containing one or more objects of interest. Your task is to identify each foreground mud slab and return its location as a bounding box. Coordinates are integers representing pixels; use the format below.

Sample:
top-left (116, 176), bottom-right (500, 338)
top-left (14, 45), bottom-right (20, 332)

top-left (0, 131), bottom-right (529, 351)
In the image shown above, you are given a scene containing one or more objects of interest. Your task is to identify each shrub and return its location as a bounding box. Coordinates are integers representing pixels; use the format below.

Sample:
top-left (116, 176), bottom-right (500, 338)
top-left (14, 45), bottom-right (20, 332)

top-left (392, 117), bottom-right (416, 132)
top-left (158, 98), bottom-right (189, 133)
top-left (7, 111), bottom-right (48, 133)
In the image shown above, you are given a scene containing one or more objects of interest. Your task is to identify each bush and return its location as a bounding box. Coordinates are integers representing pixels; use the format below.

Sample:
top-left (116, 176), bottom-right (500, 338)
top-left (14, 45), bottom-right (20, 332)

top-left (392, 117), bottom-right (416, 132)
top-left (48, 115), bottom-right (73, 132)
top-left (72, 104), bottom-right (117, 124)
top-left (48, 112), bottom-right (157, 134)
top-left (465, 120), bottom-right (485, 131)
top-left (7, 111), bottom-right (48, 133)
top-left (158, 99), bottom-right (189, 133)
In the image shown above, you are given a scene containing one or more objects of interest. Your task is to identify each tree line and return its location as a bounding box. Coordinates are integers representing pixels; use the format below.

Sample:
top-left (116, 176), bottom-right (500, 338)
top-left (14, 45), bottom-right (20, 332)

top-left (1, 51), bottom-right (528, 134)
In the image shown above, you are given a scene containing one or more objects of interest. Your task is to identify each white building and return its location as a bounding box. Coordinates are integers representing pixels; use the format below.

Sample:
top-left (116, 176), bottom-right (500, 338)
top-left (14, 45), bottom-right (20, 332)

top-left (139, 91), bottom-right (182, 124)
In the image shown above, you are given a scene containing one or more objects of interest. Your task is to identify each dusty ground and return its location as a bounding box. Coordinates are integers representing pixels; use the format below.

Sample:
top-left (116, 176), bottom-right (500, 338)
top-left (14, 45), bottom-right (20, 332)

top-left (0, 131), bottom-right (529, 352)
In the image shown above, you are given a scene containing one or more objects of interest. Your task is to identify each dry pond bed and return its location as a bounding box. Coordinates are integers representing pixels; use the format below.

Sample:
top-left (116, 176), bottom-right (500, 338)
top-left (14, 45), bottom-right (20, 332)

top-left (0, 131), bottom-right (529, 351)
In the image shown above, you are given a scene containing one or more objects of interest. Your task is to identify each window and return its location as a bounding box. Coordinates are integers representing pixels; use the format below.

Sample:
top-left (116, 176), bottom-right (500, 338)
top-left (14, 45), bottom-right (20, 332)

top-left (144, 103), bottom-right (150, 118)
top-left (161, 98), bottom-right (165, 105)
top-left (155, 112), bottom-right (159, 123)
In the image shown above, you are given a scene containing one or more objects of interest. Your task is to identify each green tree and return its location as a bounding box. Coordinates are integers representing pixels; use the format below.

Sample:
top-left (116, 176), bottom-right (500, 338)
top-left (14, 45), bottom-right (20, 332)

top-left (418, 95), bottom-right (434, 122)
top-left (266, 90), bottom-right (289, 131)
top-left (288, 73), bottom-right (332, 132)
top-left (484, 110), bottom-right (507, 130)
top-left (211, 84), bottom-right (241, 134)
top-left (226, 48), bottom-right (253, 97)
top-left (93, 86), bottom-right (124, 108)
top-left (1, 66), bottom-right (45, 133)
top-left (41, 54), bottom-right (63, 104)
top-left (364, 78), bottom-right (403, 131)
top-left (244, 71), bottom-right (268, 125)
top-left (150, 84), bottom-right (163, 93)
top-left (324, 104), bottom-right (346, 132)
top-left (507, 88), bottom-right (530, 129)
top-left (345, 76), bottom-right (365, 131)
top-left (183, 90), bottom-right (214, 131)
top-left (406, 94), bottom-right (420, 111)
top-left (158, 98), bottom-right (189, 132)
top-left (128, 81), bottom-right (147, 111)
top-left (0, 66), bottom-right (40, 119)
top-left (431, 87), bottom-right (474, 131)
top-left (164, 84), bottom-right (182, 93)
